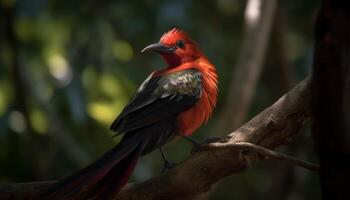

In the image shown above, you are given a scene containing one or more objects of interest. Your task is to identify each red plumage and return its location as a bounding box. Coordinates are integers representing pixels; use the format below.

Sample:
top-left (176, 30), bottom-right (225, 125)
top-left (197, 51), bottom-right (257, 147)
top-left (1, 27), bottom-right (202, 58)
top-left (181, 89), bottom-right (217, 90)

top-left (155, 28), bottom-right (218, 135)
top-left (43, 28), bottom-right (218, 199)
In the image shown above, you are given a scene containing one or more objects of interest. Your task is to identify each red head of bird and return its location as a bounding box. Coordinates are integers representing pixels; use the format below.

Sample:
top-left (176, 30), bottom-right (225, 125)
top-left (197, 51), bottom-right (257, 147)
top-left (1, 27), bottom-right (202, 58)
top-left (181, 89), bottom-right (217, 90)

top-left (142, 28), bottom-right (206, 68)
top-left (142, 28), bottom-right (218, 135)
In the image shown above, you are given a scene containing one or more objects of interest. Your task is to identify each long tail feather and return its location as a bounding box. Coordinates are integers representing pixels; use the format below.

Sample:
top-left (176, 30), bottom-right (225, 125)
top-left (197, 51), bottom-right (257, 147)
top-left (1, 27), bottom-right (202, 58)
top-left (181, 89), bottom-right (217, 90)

top-left (42, 134), bottom-right (147, 200)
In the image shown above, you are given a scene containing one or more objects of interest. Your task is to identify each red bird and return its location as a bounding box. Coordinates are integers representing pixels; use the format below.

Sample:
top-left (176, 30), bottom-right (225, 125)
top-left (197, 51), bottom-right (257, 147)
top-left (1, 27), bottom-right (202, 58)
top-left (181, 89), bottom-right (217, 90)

top-left (44, 28), bottom-right (218, 199)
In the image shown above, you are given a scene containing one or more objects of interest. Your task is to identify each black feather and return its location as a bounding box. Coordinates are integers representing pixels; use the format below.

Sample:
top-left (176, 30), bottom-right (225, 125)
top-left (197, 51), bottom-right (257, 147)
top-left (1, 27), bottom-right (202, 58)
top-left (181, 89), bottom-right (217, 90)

top-left (110, 69), bottom-right (202, 136)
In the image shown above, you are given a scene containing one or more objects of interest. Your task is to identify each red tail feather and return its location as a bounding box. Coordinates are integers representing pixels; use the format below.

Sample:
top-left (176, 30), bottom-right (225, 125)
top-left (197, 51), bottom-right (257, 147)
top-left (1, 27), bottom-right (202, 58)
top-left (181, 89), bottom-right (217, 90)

top-left (42, 136), bottom-right (147, 200)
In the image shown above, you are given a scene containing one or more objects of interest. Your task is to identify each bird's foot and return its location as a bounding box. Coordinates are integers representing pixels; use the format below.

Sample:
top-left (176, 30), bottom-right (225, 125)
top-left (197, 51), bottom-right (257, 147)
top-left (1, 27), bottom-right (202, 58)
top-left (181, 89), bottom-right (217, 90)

top-left (202, 136), bottom-right (229, 144)
top-left (161, 160), bottom-right (177, 173)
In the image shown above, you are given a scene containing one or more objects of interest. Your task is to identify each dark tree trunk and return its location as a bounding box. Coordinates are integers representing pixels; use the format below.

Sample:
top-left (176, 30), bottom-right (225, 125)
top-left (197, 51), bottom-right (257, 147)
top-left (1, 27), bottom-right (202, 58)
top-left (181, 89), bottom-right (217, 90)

top-left (312, 0), bottom-right (350, 199)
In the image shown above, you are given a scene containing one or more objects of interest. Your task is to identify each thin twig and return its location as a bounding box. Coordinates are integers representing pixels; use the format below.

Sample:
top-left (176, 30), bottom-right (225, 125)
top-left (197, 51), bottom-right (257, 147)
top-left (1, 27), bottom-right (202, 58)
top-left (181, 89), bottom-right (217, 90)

top-left (201, 142), bottom-right (319, 171)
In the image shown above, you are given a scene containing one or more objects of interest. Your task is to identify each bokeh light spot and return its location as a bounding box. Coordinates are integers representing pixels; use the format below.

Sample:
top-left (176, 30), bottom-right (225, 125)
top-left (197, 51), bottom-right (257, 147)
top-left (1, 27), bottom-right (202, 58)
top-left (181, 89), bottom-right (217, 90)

top-left (82, 66), bottom-right (98, 90)
top-left (0, 92), bottom-right (6, 116)
top-left (9, 111), bottom-right (27, 133)
top-left (113, 40), bottom-right (134, 62)
top-left (15, 17), bottom-right (35, 42)
top-left (99, 73), bottom-right (124, 98)
top-left (47, 53), bottom-right (73, 87)
top-left (0, 80), bottom-right (13, 117)
top-left (29, 108), bottom-right (48, 134)
top-left (87, 102), bottom-right (119, 125)
top-left (245, 0), bottom-right (261, 27)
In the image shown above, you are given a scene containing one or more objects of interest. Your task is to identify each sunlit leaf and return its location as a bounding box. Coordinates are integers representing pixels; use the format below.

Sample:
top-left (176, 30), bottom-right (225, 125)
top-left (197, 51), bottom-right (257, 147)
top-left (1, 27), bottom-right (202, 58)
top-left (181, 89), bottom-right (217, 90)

top-left (87, 101), bottom-right (123, 125)
top-left (0, 80), bottom-right (13, 117)
top-left (9, 111), bottom-right (26, 133)
top-left (47, 52), bottom-right (73, 87)
top-left (99, 72), bottom-right (125, 98)
top-left (82, 65), bottom-right (97, 84)
top-left (29, 108), bottom-right (48, 134)
top-left (15, 18), bottom-right (31, 42)
top-left (113, 40), bottom-right (134, 62)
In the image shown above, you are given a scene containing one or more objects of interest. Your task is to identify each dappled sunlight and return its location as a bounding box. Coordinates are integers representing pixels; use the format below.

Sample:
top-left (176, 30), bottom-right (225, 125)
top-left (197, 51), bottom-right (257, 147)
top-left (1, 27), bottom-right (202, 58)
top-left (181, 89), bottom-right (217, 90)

top-left (87, 101), bottom-right (123, 125)
top-left (35, 82), bottom-right (54, 101)
top-left (15, 17), bottom-right (36, 42)
top-left (9, 111), bottom-right (26, 134)
top-left (47, 53), bottom-right (73, 87)
top-left (0, 80), bottom-right (13, 117)
top-left (29, 108), bottom-right (48, 134)
top-left (99, 72), bottom-right (127, 98)
top-left (82, 66), bottom-right (98, 92)
top-left (245, 0), bottom-right (261, 27)
top-left (84, 71), bottom-right (130, 125)
top-left (0, 93), bottom-right (6, 117)
top-left (113, 40), bottom-right (134, 62)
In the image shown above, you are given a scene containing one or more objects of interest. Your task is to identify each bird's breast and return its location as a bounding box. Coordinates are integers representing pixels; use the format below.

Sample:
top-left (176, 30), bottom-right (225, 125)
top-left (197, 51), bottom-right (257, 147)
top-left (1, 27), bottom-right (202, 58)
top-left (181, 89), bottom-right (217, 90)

top-left (158, 59), bottom-right (218, 136)
top-left (177, 73), bottom-right (217, 136)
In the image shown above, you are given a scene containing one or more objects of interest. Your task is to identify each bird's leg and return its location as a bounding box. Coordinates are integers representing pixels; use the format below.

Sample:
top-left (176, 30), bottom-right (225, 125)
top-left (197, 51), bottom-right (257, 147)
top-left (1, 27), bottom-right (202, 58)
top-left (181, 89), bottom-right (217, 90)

top-left (181, 135), bottom-right (203, 152)
top-left (182, 135), bottom-right (201, 145)
top-left (159, 147), bottom-right (176, 173)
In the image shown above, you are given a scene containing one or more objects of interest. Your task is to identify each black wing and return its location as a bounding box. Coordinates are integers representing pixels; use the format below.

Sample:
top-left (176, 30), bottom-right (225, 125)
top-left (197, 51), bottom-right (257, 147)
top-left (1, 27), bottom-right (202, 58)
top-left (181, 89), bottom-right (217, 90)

top-left (110, 68), bottom-right (202, 136)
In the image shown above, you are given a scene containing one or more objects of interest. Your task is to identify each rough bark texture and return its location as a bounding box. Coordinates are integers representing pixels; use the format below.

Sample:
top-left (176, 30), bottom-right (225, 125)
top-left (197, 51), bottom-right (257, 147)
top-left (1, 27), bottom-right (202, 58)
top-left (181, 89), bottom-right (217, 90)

top-left (0, 76), bottom-right (311, 200)
top-left (312, 0), bottom-right (350, 199)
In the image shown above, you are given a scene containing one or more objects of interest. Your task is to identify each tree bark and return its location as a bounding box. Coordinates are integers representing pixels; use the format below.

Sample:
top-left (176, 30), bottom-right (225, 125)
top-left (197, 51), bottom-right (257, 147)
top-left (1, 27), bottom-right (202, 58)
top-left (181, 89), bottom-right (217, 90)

top-left (312, 0), bottom-right (350, 199)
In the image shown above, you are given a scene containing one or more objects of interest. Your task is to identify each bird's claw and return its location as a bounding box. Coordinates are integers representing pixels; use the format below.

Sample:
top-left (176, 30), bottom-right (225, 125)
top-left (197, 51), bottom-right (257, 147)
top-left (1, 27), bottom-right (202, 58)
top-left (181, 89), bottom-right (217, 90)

top-left (202, 136), bottom-right (228, 144)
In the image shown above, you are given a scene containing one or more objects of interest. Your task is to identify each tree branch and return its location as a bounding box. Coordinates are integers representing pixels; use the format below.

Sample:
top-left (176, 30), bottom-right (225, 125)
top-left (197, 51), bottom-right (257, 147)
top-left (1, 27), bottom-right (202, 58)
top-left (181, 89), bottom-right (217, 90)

top-left (201, 142), bottom-right (319, 171)
top-left (0, 76), bottom-right (313, 200)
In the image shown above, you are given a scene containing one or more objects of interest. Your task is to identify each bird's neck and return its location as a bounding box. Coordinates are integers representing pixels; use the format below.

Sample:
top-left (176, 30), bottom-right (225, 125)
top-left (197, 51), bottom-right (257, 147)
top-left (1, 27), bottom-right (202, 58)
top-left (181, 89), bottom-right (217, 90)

top-left (161, 54), bottom-right (181, 68)
top-left (161, 53), bottom-right (202, 69)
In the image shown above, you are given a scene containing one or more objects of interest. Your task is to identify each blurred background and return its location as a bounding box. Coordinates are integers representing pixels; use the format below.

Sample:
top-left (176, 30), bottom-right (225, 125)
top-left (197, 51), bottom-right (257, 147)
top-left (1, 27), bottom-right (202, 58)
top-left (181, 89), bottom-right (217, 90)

top-left (0, 0), bottom-right (320, 199)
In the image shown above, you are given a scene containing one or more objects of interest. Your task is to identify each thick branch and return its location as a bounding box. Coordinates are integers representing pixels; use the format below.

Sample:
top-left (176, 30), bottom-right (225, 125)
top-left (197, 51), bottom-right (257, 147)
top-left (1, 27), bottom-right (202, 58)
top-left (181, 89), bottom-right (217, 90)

top-left (0, 76), bottom-right (312, 200)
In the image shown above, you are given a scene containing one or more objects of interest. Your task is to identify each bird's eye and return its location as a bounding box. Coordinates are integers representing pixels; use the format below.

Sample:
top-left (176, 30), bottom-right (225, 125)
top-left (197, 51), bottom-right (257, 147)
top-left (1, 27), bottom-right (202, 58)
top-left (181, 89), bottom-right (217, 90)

top-left (176, 40), bottom-right (185, 49)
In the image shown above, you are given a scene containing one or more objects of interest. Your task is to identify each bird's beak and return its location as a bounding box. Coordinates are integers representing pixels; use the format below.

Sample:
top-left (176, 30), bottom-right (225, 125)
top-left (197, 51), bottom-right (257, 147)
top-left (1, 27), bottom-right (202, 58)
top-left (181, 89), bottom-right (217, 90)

top-left (141, 43), bottom-right (174, 54)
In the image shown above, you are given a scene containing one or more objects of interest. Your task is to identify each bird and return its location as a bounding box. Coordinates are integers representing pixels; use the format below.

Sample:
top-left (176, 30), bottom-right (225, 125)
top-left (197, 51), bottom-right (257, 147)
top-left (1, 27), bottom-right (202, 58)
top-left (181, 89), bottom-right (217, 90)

top-left (43, 28), bottom-right (218, 200)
